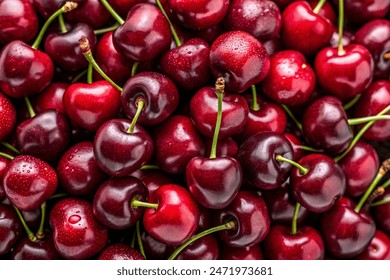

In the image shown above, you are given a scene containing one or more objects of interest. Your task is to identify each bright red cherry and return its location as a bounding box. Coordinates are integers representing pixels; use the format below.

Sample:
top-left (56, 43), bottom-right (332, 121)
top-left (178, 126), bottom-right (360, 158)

top-left (0, 92), bottom-right (16, 142)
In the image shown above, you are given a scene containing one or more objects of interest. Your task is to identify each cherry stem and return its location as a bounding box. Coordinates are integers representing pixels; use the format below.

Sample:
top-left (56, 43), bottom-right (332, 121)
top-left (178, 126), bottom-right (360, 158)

top-left (295, 145), bottom-right (321, 153)
top-left (136, 221), bottom-right (146, 259)
top-left (337, 0), bottom-right (345, 55)
top-left (94, 22), bottom-right (120, 35)
top-left (335, 105), bottom-right (390, 162)
top-left (87, 63), bottom-right (93, 84)
top-left (99, 0), bottom-right (125, 25)
top-left (49, 193), bottom-right (68, 200)
top-left (312, 0), bottom-right (327, 14)
top-left (79, 36), bottom-right (123, 91)
top-left (131, 199), bottom-right (158, 210)
top-left (281, 104), bottom-right (302, 131)
top-left (370, 197), bottom-right (390, 207)
top-left (58, 14), bottom-right (67, 33)
top-left (36, 202), bottom-right (46, 240)
top-left (291, 202), bottom-right (301, 235)
top-left (130, 230), bottom-right (136, 248)
top-left (382, 178), bottom-right (390, 189)
top-left (384, 52), bottom-right (390, 60)
top-left (365, 187), bottom-right (385, 208)
top-left (31, 1), bottom-right (78, 49)
top-left (0, 151), bottom-right (15, 160)
top-left (131, 62), bottom-right (139, 77)
top-left (355, 159), bottom-right (390, 213)
top-left (210, 77), bottom-right (225, 159)
top-left (1, 142), bottom-right (20, 155)
top-left (251, 85), bottom-right (260, 111)
top-left (348, 115), bottom-right (390, 125)
top-left (155, 0), bottom-right (182, 47)
top-left (140, 164), bottom-right (160, 170)
top-left (71, 69), bottom-right (87, 83)
top-left (343, 94), bottom-right (361, 111)
top-left (167, 220), bottom-right (236, 260)
top-left (24, 97), bottom-right (36, 118)
top-left (276, 155), bottom-right (308, 175)
top-left (13, 206), bottom-right (37, 242)
top-left (127, 99), bottom-right (145, 134)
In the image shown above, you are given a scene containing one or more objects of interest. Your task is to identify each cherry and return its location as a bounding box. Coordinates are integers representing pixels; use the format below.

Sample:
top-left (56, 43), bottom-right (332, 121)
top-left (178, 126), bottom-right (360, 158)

top-left (209, 30), bottom-right (270, 93)
top-left (261, 49), bottom-right (316, 107)
top-left (33, 0), bottom-right (87, 19)
top-left (97, 243), bottom-right (145, 260)
top-left (0, 92), bottom-right (16, 142)
top-left (223, 0), bottom-right (282, 42)
top-left (334, 0), bottom-right (390, 25)
top-left (64, 0), bottom-right (112, 29)
top-left (283, 132), bottom-right (307, 161)
top-left (237, 131), bottom-right (293, 190)
top-left (308, 0), bottom-right (337, 25)
top-left (12, 233), bottom-right (61, 260)
top-left (220, 244), bottom-right (264, 260)
top-left (131, 169), bottom-right (175, 197)
top-left (0, 203), bottom-right (22, 255)
top-left (372, 187), bottom-right (390, 234)
top-left (3, 155), bottom-right (58, 211)
top-left (354, 230), bottom-right (390, 260)
top-left (49, 197), bottom-right (108, 260)
top-left (169, 235), bottom-right (219, 260)
top-left (205, 137), bottom-right (239, 158)
top-left (105, 0), bottom-right (143, 18)
top-left (0, 156), bottom-right (10, 201)
top-left (31, 82), bottom-right (68, 113)
top-left (141, 230), bottom-right (169, 259)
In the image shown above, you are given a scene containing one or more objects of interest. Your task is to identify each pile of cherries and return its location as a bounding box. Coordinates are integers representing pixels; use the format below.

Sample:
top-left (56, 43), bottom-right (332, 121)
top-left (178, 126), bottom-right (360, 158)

top-left (1, 0), bottom-right (390, 260)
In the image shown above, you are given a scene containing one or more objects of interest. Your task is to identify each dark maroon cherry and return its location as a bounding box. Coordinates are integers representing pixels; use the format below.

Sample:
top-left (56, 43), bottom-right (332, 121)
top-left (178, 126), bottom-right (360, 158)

top-left (308, 0), bottom-right (337, 25)
top-left (105, 0), bottom-right (143, 18)
top-left (64, 0), bottom-right (111, 29)
top-left (205, 137), bottom-right (239, 158)
top-left (283, 132), bottom-right (306, 161)
top-left (0, 92), bottom-right (16, 142)
top-left (169, 235), bottom-right (219, 260)
top-left (31, 82), bottom-right (67, 113)
top-left (12, 234), bottom-right (61, 260)
top-left (334, 0), bottom-right (390, 25)
top-left (131, 169), bottom-right (175, 197)
top-left (98, 243), bottom-right (145, 260)
top-left (373, 188), bottom-right (390, 235)
top-left (220, 244), bottom-right (264, 260)
top-left (33, 0), bottom-right (87, 19)
top-left (0, 203), bottom-right (22, 255)
top-left (141, 231), bottom-right (169, 260)
top-left (354, 230), bottom-right (390, 260)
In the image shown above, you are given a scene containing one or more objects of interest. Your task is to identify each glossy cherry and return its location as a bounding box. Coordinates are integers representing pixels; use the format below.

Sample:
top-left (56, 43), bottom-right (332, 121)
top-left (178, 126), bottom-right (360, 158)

top-left (33, 0), bottom-right (87, 19)
top-left (354, 230), bottom-right (390, 260)
top-left (334, 0), bottom-right (390, 25)
top-left (12, 234), bottom-right (61, 260)
top-left (31, 82), bottom-right (67, 113)
top-left (372, 188), bottom-right (390, 234)
top-left (220, 244), bottom-right (264, 260)
top-left (0, 204), bottom-right (22, 255)
top-left (169, 235), bottom-right (219, 260)
top-left (205, 137), bottom-right (239, 158)
top-left (105, 0), bottom-right (143, 18)
top-left (0, 92), bottom-right (16, 142)
top-left (0, 157), bottom-right (10, 200)
top-left (64, 0), bottom-right (111, 29)
top-left (131, 169), bottom-right (175, 197)
top-left (98, 243), bottom-right (145, 260)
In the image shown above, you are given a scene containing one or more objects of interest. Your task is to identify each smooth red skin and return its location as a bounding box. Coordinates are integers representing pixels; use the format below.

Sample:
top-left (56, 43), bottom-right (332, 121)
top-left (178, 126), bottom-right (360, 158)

top-left (44, 23), bottom-right (97, 72)
top-left (0, 40), bottom-right (54, 98)
top-left (190, 86), bottom-right (249, 139)
top-left (93, 119), bottom-right (154, 177)
top-left (0, 204), bottom-right (22, 255)
top-left (159, 38), bottom-right (211, 91)
top-left (0, 0), bottom-right (39, 45)
top-left (113, 3), bottom-right (172, 62)
top-left (186, 156), bottom-right (242, 209)
top-left (223, 0), bottom-right (281, 42)
top-left (0, 92), bottom-right (16, 142)
top-left (214, 190), bottom-right (270, 247)
top-left (12, 234), bottom-right (61, 260)
top-left (291, 154), bottom-right (346, 213)
top-left (338, 141), bottom-right (380, 197)
top-left (63, 80), bottom-right (121, 131)
top-left (373, 188), bottom-right (390, 234)
top-left (205, 137), bottom-right (239, 158)
top-left (262, 184), bottom-right (310, 225)
top-left (64, 0), bottom-right (111, 29)
top-left (121, 72), bottom-right (180, 126)
top-left (237, 131), bottom-right (293, 190)
top-left (354, 230), bottom-right (390, 260)
top-left (107, 0), bottom-right (143, 17)
top-left (263, 37), bottom-right (283, 56)
top-left (334, 0), bottom-right (390, 25)
top-left (31, 82), bottom-right (67, 113)
top-left (57, 141), bottom-right (108, 196)
top-left (308, 0), bottom-right (337, 25)
top-left (302, 96), bottom-right (353, 156)
top-left (329, 26), bottom-right (354, 49)
top-left (354, 20), bottom-right (390, 80)
top-left (168, 0), bottom-right (229, 31)
top-left (263, 225), bottom-right (325, 260)
top-left (153, 115), bottom-right (205, 174)
top-left (49, 197), bottom-right (108, 260)
top-left (262, 50), bottom-right (316, 107)
top-left (93, 176), bottom-right (148, 230)
top-left (98, 243), bottom-right (145, 260)
top-left (93, 31), bottom-right (134, 86)
top-left (33, 0), bottom-right (87, 19)
top-left (209, 30), bottom-right (270, 93)
top-left (281, 1), bottom-right (333, 57)
top-left (220, 244), bottom-right (264, 260)
top-left (3, 155), bottom-right (58, 211)
top-left (131, 169), bottom-right (174, 197)
top-left (16, 110), bottom-right (71, 163)
top-left (143, 184), bottom-right (200, 246)
top-left (283, 132), bottom-right (306, 161)
top-left (315, 44), bottom-right (374, 101)
top-left (141, 231), bottom-right (169, 260)
top-left (320, 197), bottom-right (376, 259)
top-left (354, 80), bottom-right (390, 141)
top-left (171, 235), bottom-right (219, 260)
top-left (0, 157), bottom-right (10, 200)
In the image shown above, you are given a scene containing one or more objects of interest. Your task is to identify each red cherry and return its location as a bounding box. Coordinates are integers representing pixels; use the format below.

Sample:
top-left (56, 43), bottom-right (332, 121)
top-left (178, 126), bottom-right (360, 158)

top-left (220, 244), bottom-right (264, 260)
top-left (98, 243), bottom-right (145, 260)
top-left (354, 230), bottom-right (390, 260)
top-left (12, 234), bottom-right (61, 260)
top-left (0, 92), bottom-right (16, 142)
top-left (0, 204), bottom-right (22, 255)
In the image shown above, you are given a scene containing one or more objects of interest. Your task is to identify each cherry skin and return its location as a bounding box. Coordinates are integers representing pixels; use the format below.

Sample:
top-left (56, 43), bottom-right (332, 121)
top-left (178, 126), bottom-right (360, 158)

top-left (0, 204), bottom-right (22, 255)
top-left (237, 131), bottom-right (293, 190)
top-left (205, 137), bottom-right (239, 158)
top-left (113, 3), bottom-right (172, 62)
top-left (214, 190), bottom-right (270, 247)
top-left (3, 155), bottom-right (58, 211)
top-left (307, 0), bottom-right (337, 25)
top-left (33, 0), bottom-right (87, 19)
top-left (141, 231), bottom-right (170, 260)
top-left (0, 92), bottom-right (16, 142)
top-left (372, 188), bottom-right (390, 235)
top-left (209, 30), bottom-right (270, 93)
top-left (63, 0), bottom-right (111, 29)
top-left (97, 243), bottom-right (145, 260)
top-left (12, 234), bottom-right (61, 260)
top-left (105, 0), bottom-right (143, 18)
top-left (283, 132), bottom-right (306, 161)
top-left (143, 184), bottom-right (200, 246)
top-left (121, 72), bottom-right (180, 126)
top-left (301, 96), bottom-right (353, 156)
top-left (223, 0), bottom-right (281, 42)
top-left (334, 0), bottom-right (390, 25)
top-left (49, 197), bottom-right (108, 260)
top-left (0, 157), bottom-right (10, 200)
top-left (354, 230), bottom-right (390, 260)
top-left (280, 1), bottom-right (333, 57)
top-left (93, 118), bottom-right (154, 177)
top-left (220, 244), bottom-right (264, 260)
top-left (93, 176), bottom-right (148, 230)
top-left (31, 82), bottom-right (67, 113)
top-left (169, 235), bottom-right (220, 260)
top-left (130, 169), bottom-right (175, 197)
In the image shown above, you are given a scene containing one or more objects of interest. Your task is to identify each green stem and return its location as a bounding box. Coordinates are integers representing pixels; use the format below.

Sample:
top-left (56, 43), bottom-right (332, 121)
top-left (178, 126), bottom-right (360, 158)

top-left (130, 230), bottom-right (136, 248)
top-left (335, 105), bottom-right (390, 162)
top-left (382, 178), bottom-right (390, 189)
top-left (348, 115), bottom-right (390, 125)
top-left (24, 97), bottom-right (36, 118)
top-left (131, 199), bottom-right (158, 210)
top-left (140, 164), bottom-right (160, 170)
top-left (127, 99), bottom-right (145, 134)
top-left (1, 142), bottom-right (20, 154)
top-left (13, 206), bottom-right (37, 242)
top-left (131, 62), bottom-right (139, 77)
top-left (0, 151), bottom-right (15, 160)
top-left (370, 197), bottom-right (390, 207)
top-left (94, 22), bottom-right (120, 35)
top-left (209, 78), bottom-right (225, 159)
top-left (31, 2), bottom-right (78, 49)
top-left (295, 145), bottom-right (320, 153)
top-left (87, 63), bottom-right (93, 84)
top-left (36, 202), bottom-right (46, 240)
top-left (251, 85), bottom-right (260, 111)
top-left (79, 36), bottom-right (123, 91)
top-left (58, 13), bottom-right (67, 33)
top-left (337, 0), bottom-right (345, 55)
top-left (291, 202), bottom-right (301, 235)
top-left (136, 221), bottom-right (146, 259)
top-left (168, 221), bottom-right (236, 260)
top-left (49, 193), bottom-right (68, 200)
top-left (155, 0), bottom-right (182, 47)
top-left (281, 104), bottom-right (302, 131)
top-left (99, 0), bottom-right (125, 25)
top-left (343, 94), bottom-right (361, 111)
top-left (276, 155), bottom-right (309, 175)
top-left (312, 0), bottom-right (327, 14)
top-left (71, 69), bottom-right (87, 83)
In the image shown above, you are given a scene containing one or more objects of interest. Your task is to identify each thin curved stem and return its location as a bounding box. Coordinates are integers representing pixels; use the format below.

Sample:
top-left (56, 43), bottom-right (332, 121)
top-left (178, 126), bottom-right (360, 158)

top-left (36, 202), bottom-right (46, 240)
top-left (155, 0), bottom-right (182, 47)
top-left (71, 69), bottom-right (87, 83)
top-left (136, 221), bottom-right (146, 259)
top-left (276, 155), bottom-right (308, 175)
top-left (127, 99), bottom-right (145, 134)
top-left (337, 0), bottom-right (345, 55)
top-left (370, 197), bottom-right (390, 207)
top-left (58, 14), bottom-right (67, 33)
top-left (131, 62), bottom-right (139, 77)
top-left (281, 104), bottom-right (302, 131)
top-left (0, 151), bottom-right (15, 160)
top-left (94, 22), bottom-right (120, 35)
top-left (313, 0), bottom-right (327, 14)
top-left (210, 78), bottom-right (225, 159)
top-left (13, 206), bottom-right (37, 242)
top-left (1, 142), bottom-right (20, 155)
top-left (291, 202), bottom-right (301, 235)
top-left (24, 97), bottom-right (36, 118)
top-left (343, 94), bottom-right (361, 111)
top-left (131, 199), bottom-right (158, 210)
top-left (99, 0), bottom-right (125, 25)
top-left (251, 85), bottom-right (260, 111)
